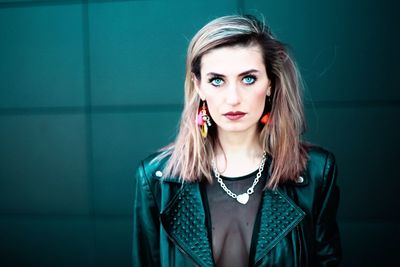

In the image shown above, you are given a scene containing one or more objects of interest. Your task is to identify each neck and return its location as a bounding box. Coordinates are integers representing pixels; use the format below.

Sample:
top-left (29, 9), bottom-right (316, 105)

top-left (214, 127), bottom-right (264, 177)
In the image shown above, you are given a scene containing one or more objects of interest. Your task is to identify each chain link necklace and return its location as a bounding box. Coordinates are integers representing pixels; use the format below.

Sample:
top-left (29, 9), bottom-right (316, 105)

top-left (211, 151), bottom-right (267, 205)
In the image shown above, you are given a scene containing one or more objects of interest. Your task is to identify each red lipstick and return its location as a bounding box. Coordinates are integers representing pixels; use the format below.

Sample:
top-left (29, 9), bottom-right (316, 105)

top-left (224, 111), bottom-right (246, 120)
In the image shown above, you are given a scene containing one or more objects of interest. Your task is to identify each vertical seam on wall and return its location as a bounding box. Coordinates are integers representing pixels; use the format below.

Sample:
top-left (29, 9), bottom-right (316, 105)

top-left (237, 0), bottom-right (244, 14)
top-left (82, 0), bottom-right (96, 265)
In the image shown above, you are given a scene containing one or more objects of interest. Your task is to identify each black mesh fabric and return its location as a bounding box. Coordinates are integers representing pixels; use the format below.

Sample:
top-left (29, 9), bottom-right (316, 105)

top-left (205, 168), bottom-right (267, 267)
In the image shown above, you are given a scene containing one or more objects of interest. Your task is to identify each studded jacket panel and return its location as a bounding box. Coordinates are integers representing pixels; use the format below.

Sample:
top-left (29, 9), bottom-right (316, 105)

top-left (132, 146), bottom-right (341, 267)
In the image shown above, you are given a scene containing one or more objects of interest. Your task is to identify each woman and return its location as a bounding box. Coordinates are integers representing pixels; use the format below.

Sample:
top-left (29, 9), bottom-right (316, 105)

top-left (133, 15), bottom-right (341, 267)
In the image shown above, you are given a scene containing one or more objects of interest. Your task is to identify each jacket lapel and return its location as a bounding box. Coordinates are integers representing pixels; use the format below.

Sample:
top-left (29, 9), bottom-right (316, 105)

top-left (253, 188), bottom-right (305, 265)
top-left (160, 181), bottom-right (215, 267)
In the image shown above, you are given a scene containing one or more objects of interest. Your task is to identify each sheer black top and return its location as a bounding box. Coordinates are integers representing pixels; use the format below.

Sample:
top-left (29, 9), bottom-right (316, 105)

top-left (203, 168), bottom-right (268, 267)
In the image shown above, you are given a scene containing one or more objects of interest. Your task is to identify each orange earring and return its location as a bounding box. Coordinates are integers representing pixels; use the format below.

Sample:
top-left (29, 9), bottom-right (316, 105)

top-left (260, 112), bottom-right (271, 124)
top-left (261, 95), bottom-right (272, 124)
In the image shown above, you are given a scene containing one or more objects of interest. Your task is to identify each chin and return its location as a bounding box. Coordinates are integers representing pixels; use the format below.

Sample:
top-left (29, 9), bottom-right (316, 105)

top-left (217, 123), bottom-right (258, 133)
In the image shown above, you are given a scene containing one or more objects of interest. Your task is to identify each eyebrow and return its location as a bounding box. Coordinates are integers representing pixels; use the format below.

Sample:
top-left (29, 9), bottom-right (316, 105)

top-left (206, 69), bottom-right (260, 77)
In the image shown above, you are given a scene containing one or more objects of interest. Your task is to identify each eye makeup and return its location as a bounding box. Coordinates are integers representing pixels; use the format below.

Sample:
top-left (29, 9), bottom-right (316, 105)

top-left (242, 75), bottom-right (257, 85)
top-left (205, 69), bottom-right (259, 87)
top-left (208, 76), bottom-right (224, 87)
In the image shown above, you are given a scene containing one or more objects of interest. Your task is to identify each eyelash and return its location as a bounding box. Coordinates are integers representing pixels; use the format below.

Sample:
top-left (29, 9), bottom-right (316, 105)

top-left (208, 75), bottom-right (257, 87)
top-left (208, 77), bottom-right (224, 87)
top-left (242, 75), bottom-right (257, 85)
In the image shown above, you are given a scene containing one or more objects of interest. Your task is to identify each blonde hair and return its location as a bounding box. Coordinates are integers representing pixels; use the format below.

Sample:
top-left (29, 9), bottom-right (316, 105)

top-left (156, 15), bottom-right (308, 189)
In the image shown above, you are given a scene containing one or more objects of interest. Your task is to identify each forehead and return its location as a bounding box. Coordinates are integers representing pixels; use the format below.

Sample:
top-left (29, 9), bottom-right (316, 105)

top-left (200, 44), bottom-right (265, 74)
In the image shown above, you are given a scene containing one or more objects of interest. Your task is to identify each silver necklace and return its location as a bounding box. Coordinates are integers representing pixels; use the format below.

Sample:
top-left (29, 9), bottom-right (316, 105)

top-left (211, 151), bottom-right (267, 205)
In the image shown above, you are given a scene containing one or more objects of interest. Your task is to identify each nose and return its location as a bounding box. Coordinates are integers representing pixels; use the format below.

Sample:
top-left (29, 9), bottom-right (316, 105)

top-left (226, 82), bottom-right (240, 106)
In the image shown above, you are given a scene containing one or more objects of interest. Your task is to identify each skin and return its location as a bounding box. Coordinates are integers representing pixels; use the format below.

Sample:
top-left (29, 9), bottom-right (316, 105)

top-left (194, 44), bottom-right (271, 176)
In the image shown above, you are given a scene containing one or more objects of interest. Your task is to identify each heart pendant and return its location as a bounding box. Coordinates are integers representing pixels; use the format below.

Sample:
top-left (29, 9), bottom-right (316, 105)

top-left (236, 193), bottom-right (249, 204)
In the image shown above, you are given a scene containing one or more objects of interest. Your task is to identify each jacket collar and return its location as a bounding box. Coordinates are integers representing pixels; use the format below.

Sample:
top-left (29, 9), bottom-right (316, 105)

top-left (252, 188), bottom-right (305, 265)
top-left (159, 177), bottom-right (305, 267)
top-left (160, 182), bottom-right (215, 267)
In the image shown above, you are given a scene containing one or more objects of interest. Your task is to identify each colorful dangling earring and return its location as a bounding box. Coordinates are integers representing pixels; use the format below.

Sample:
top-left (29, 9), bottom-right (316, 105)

top-left (197, 101), bottom-right (211, 138)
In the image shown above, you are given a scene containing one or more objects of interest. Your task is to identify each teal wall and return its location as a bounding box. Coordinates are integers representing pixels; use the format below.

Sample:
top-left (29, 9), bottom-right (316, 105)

top-left (0, 0), bottom-right (398, 266)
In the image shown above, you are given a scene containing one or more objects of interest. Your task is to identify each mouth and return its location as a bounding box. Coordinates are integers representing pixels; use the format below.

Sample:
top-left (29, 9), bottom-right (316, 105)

top-left (223, 111), bottom-right (246, 120)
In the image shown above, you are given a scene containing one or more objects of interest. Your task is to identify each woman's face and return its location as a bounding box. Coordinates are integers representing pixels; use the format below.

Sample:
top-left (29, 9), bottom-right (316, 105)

top-left (195, 44), bottom-right (271, 135)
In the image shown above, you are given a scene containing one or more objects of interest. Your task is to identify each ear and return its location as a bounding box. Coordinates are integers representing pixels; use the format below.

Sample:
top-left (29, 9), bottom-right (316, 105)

top-left (192, 73), bottom-right (206, 101)
top-left (266, 79), bottom-right (272, 96)
top-left (266, 85), bottom-right (271, 97)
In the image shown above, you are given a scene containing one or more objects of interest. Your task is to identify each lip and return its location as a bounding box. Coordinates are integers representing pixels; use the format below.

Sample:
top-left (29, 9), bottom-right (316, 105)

top-left (224, 111), bottom-right (246, 120)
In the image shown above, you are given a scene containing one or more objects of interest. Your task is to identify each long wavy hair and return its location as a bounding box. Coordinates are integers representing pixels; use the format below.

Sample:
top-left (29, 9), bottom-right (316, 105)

top-left (155, 15), bottom-right (308, 189)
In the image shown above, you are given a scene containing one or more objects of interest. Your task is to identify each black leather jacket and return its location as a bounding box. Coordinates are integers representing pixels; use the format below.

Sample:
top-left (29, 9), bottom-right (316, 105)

top-left (133, 146), bottom-right (341, 266)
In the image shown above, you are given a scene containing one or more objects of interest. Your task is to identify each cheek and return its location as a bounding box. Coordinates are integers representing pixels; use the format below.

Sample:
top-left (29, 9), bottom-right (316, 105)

top-left (205, 99), bottom-right (219, 117)
top-left (201, 88), bottom-right (220, 117)
top-left (253, 89), bottom-right (268, 111)
top-left (255, 88), bottom-right (268, 98)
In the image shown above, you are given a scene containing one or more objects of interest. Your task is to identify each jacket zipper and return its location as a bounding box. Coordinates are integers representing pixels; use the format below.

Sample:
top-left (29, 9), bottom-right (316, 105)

top-left (296, 225), bottom-right (302, 267)
top-left (163, 227), bottom-right (203, 267)
top-left (253, 219), bottom-right (303, 266)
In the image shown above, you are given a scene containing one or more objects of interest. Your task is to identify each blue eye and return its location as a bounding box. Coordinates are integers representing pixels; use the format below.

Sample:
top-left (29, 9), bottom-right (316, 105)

top-left (209, 78), bottom-right (224, 87)
top-left (243, 76), bottom-right (256, 85)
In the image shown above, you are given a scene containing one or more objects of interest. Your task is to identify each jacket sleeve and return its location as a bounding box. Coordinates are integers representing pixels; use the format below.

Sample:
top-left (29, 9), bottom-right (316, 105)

top-left (132, 161), bottom-right (161, 267)
top-left (315, 152), bottom-right (342, 266)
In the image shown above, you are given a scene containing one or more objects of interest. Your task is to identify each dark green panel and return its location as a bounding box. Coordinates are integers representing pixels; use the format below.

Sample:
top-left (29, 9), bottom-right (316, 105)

top-left (89, 0), bottom-right (238, 106)
top-left (304, 106), bottom-right (400, 221)
top-left (91, 111), bottom-right (180, 216)
top-left (0, 4), bottom-right (85, 108)
top-left (0, 217), bottom-right (95, 267)
top-left (94, 218), bottom-right (131, 267)
top-left (243, 0), bottom-right (400, 102)
top-left (339, 221), bottom-right (399, 266)
top-left (0, 114), bottom-right (90, 214)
